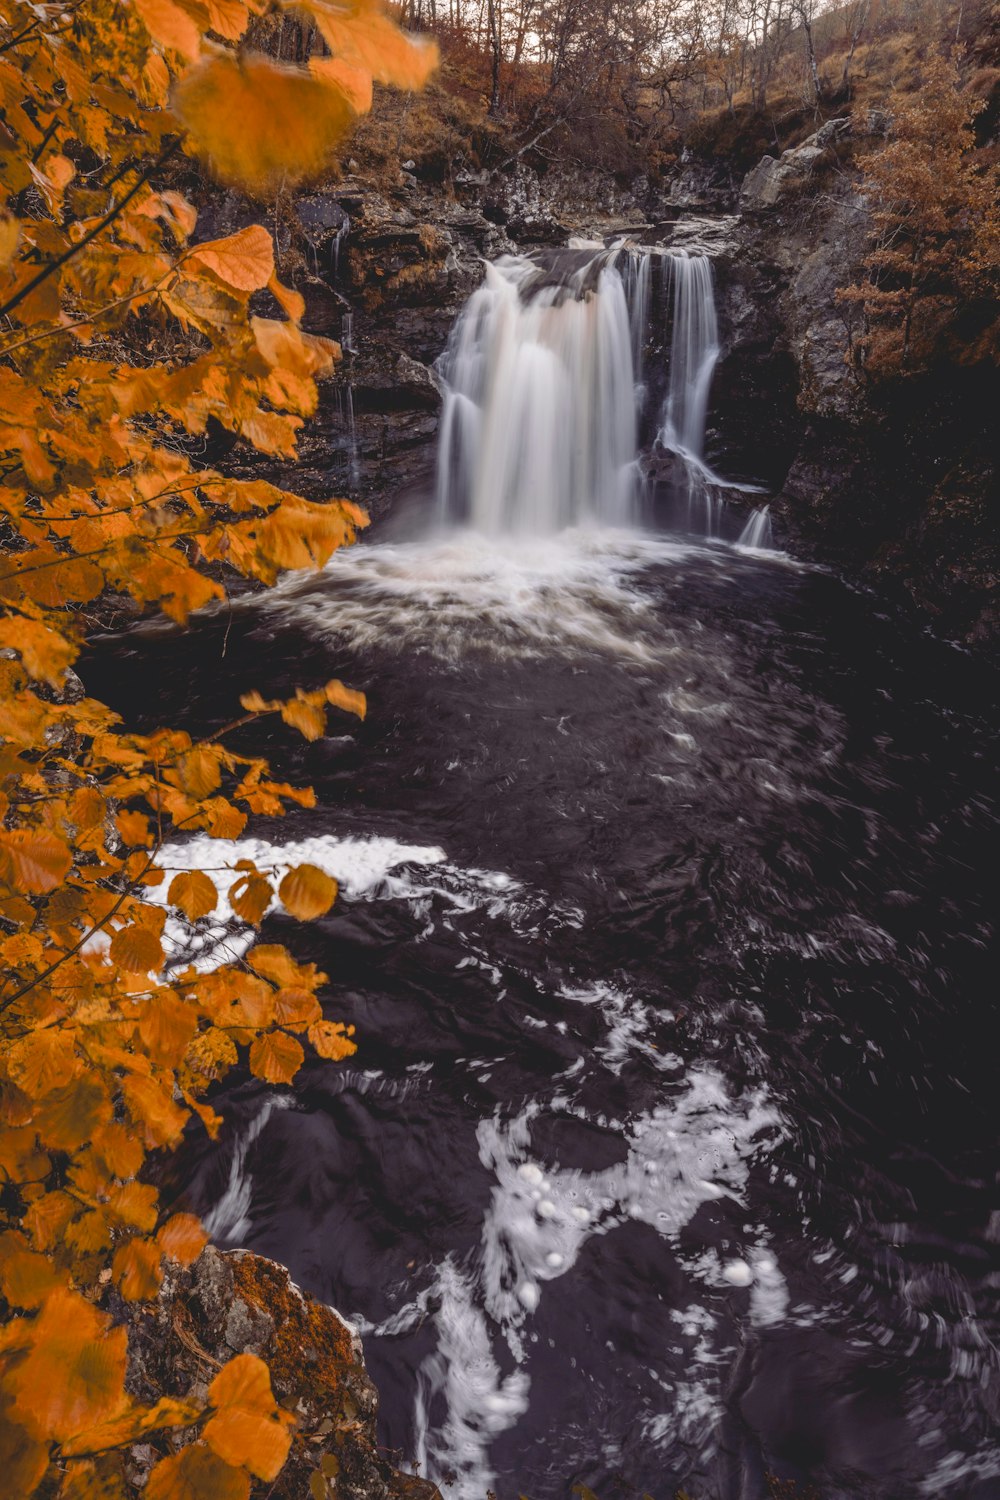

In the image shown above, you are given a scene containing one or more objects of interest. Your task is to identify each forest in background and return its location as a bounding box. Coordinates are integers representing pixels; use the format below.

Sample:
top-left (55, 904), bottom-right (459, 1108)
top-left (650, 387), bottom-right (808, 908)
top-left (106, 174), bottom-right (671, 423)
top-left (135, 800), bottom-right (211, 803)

top-left (340, 0), bottom-right (999, 374)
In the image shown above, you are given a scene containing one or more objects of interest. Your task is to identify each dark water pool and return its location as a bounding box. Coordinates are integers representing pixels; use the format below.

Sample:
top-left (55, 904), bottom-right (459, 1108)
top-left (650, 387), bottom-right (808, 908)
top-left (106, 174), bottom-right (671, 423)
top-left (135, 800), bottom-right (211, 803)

top-left (85, 525), bottom-right (1000, 1500)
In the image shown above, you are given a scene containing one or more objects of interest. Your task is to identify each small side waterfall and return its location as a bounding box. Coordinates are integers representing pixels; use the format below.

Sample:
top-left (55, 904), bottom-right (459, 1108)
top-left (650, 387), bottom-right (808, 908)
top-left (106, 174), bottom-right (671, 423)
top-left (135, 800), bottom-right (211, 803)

top-left (435, 249), bottom-right (645, 534)
top-left (659, 253), bottom-right (720, 469)
top-left (738, 505), bottom-right (774, 549)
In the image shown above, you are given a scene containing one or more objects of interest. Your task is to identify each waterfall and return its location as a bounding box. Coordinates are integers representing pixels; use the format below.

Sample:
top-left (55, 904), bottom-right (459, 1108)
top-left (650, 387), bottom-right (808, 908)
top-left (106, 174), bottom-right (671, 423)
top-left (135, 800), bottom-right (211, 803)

top-left (433, 241), bottom-right (775, 550)
top-left (738, 505), bottom-right (774, 549)
top-left (435, 249), bottom-right (646, 534)
top-left (658, 252), bottom-right (720, 470)
top-left (656, 251), bottom-right (773, 546)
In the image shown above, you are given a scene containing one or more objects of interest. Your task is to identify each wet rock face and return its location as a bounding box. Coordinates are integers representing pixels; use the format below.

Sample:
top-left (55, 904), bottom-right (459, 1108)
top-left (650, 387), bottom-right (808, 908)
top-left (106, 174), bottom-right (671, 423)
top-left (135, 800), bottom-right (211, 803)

top-left (120, 1246), bottom-right (438, 1500)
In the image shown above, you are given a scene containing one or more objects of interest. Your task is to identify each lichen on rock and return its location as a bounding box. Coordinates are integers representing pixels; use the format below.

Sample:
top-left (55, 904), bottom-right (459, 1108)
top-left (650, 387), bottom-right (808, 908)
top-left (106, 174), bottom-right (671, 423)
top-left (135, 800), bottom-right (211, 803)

top-left (117, 1246), bottom-right (439, 1500)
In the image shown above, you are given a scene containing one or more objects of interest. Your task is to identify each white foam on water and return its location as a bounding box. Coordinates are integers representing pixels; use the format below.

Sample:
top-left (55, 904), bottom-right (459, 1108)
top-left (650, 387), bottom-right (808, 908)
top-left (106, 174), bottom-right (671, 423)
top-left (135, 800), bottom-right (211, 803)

top-left (150, 832), bottom-right (553, 970)
top-left (204, 1095), bottom-right (291, 1243)
top-left (413, 1259), bottom-right (531, 1498)
top-left (261, 528), bottom-right (716, 666)
top-left (561, 980), bottom-right (679, 1075)
top-left (150, 833), bottom-right (443, 969)
top-left (410, 1068), bottom-right (787, 1496)
top-left (476, 1071), bottom-right (783, 1329)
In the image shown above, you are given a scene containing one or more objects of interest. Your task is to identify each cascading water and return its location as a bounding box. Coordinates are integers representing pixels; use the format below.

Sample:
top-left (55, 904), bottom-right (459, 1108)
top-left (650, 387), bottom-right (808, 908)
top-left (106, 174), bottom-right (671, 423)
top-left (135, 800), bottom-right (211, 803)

top-left (435, 248), bottom-right (646, 534)
top-left (738, 503), bottom-right (774, 549)
top-left (658, 252), bottom-right (720, 471)
top-left (434, 239), bottom-right (772, 548)
top-left (655, 250), bottom-right (756, 538)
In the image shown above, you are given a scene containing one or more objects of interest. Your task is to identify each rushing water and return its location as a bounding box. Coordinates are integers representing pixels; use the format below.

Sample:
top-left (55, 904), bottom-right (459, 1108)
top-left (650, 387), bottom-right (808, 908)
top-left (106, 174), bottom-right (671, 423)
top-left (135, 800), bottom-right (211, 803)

top-left (85, 248), bottom-right (1000, 1500)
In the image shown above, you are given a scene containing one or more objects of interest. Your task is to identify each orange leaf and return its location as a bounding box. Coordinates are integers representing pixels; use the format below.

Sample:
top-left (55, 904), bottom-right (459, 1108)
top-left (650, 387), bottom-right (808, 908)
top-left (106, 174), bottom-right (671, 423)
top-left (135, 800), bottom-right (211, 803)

top-left (280, 697), bottom-right (327, 741)
top-left (252, 317), bottom-right (337, 377)
top-left (206, 1353), bottom-right (292, 1480)
top-left (173, 53), bottom-right (356, 196)
top-left (91, 1123), bottom-right (145, 1180)
top-left (233, 976), bottom-right (274, 1027)
top-left (247, 944), bottom-right (323, 988)
top-left (325, 678), bottom-right (366, 718)
top-left (202, 0), bottom-right (250, 40)
top-left (0, 1245), bottom-right (66, 1310)
top-left (138, 992), bottom-right (199, 1065)
top-left (273, 986), bottom-right (322, 1025)
top-left (175, 746), bottom-right (223, 800)
top-left (7, 1028), bottom-right (83, 1098)
top-left (267, 271), bottom-right (305, 323)
top-left (0, 619), bottom-right (75, 686)
top-left (310, 55), bottom-right (372, 113)
top-left (0, 211), bottom-right (21, 268)
top-left (202, 799), bottom-right (247, 839)
top-left (158, 1212), bottom-right (208, 1266)
top-left (308, 1019), bottom-right (357, 1061)
top-left (5, 1288), bottom-right (128, 1443)
top-left (208, 1352), bottom-right (275, 1413)
top-left (0, 829), bottom-right (72, 894)
top-left (112, 1237), bottom-right (164, 1301)
top-left (59, 1395), bottom-right (203, 1458)
top-left (107, 1181), bottom-right (160, 1231)
top-left (248, 1031), bottom-right (304, 1084)
top-left (296, 0), bottom-right (438, 88)
top-left (255, 497), bottom-right (358, 574)
top-left (145, 1441), bottom-right (250, 1500)
top-left (278, 863), bottom-right (337, 920)
top-left (109, 924), bottom-right (164, 974)
top-left (188, 224), bottom-right (274, 292)
top-left (204, 1406), bottom-right (292, 1481)
top-left (0, 1394), bottom-right (48, 1499)
top-left (116, 809), bottom-right (153, 847)
top-left (33, 1074), bottom-right (113, 1151)
top-left (121, 1074), bottom-right (189, 1148)
top-left (168, 869), bottom-right (218, 920)
top-left (182, 1090), bottom-right (222, 1139)
top-left (229, 871), bottom-right (272, 925)
top-left (135, 0), bottom-right (203, 59)
top-left (22, 1191), bottom-right (77, 1251)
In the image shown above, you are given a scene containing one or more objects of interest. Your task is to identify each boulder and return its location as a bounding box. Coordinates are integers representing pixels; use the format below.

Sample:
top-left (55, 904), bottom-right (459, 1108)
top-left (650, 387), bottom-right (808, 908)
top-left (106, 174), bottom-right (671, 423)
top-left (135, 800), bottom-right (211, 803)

top-left (118, 1246), bottom-right (439, 1500)
top-left (740, 119), bottom-right (850, 209)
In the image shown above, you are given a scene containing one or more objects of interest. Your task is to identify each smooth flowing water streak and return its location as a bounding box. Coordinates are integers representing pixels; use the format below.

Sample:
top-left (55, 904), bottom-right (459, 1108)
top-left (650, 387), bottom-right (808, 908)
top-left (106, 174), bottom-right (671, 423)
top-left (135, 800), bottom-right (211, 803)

top-left (738, 505), bottom-right (775, 549)
top-left (654, 250), bottom-right (773, 543)
top-left (435, 248), bottom-right (648, 533)
top-left (659, 252), bottom-right (721, 467)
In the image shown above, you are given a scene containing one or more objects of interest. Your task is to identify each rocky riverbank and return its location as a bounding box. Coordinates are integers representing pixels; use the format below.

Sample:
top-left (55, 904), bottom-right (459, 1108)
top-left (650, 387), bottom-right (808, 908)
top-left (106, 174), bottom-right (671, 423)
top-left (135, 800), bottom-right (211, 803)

top-left (119, 1247), bottom-right (439, 1500)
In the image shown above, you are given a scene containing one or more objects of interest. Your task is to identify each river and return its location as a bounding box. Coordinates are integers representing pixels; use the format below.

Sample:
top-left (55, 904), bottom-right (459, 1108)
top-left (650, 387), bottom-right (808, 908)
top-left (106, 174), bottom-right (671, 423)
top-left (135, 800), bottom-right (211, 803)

top-left (83, 246), bottom-right (1000, 1500)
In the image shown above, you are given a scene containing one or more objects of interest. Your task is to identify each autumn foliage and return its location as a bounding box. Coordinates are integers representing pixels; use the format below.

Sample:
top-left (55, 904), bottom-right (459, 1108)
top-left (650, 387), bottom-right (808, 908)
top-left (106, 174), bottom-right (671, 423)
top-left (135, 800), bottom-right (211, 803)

top-left (839, 52), bottom-right (1000, 375)
top-left (0, 0), bottom-right (435, 1494)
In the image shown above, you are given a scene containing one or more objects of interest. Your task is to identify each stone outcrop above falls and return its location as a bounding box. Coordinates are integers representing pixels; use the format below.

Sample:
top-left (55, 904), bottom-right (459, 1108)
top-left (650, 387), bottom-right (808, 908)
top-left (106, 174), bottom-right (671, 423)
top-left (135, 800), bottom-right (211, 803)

top-left (740, 118), bottom-right (851, 209)
top-left (118, 1246), bottom-right (438, 1500)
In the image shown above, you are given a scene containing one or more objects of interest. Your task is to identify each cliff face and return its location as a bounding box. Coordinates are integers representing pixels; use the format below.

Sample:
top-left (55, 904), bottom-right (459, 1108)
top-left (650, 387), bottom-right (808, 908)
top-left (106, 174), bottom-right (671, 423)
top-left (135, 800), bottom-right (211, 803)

top-left (200, 124), bottom-right (996, 651)
top-left (713, 120), bottom-right (999, 651)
